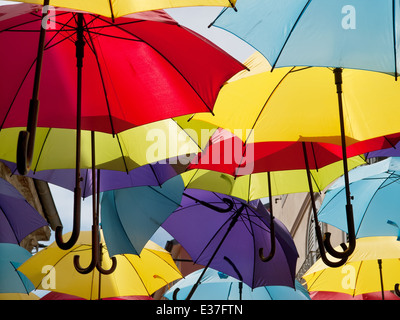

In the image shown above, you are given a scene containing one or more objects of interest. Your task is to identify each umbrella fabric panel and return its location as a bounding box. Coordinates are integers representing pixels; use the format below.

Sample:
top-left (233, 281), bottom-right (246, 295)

top-left (0, 121), bottom-right (201, 171)
top-left (162, 191), bottom-right (298, 289)
top-left (18, 232), bottom-right (182, 299)
top-left (191, 52), bottom-right (400, 146)
top-left (318, 171), bottom-right (400, 237)
top-left (10, 1), bottom-right (237, 18)
top-left (100, 175), bottom-right (185, 256)
top-left (214, 0), bottom-right (400, 74)
top-left (0, 178), bottom-right (48, 244)
top-left (0, 243), bottom-right (35, 294)
top-left (0, 5), bottom-right (245, 133)
top-left (181, 154), bottom-right (365, 201)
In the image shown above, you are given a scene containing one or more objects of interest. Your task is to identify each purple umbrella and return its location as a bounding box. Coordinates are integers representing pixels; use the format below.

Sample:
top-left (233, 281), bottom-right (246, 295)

top-left (365, 141), bottom-right (400, 158)
top-left (0, 178), bottom-right (48, 245)
top-left (162, 190), bottom-right (298, 300)
top-left (2, 160), bottom-right (177, 198)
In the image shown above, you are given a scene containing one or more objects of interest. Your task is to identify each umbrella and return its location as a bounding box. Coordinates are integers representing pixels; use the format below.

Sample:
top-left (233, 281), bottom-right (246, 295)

top-left (2, 160), bottom-right (178, 199)
top-left (164, 268), bottom-right (310, 300)
top-left (187, 51), bottom-right (400, 266)
top-left (0, 3), bottom-right (243, 176)
top-left (18, 231), bottom-right (182, 300)
top-left (303, 236), bottom-right (400, 300)
top-left (162, 191), bottom-right (298, 300)
top-left (100, 175), bottom-right (185, 257)
top-left (0, 177), bottom-right (48, 245)
top-left (10, 0), bottom-right (237, 19)
top-left (40, 291), bottom-right (153, 300)
top-left (310, 290), bottom-right (400, 301)
top-left (0, 243), bottom-right (35, 294)
top-left (211, 0), bottom-right (400, 76)
top-left (318, 157), bottom-right (400, 239)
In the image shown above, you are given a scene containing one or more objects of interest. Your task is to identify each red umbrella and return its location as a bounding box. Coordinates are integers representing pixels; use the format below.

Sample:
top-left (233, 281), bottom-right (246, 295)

top-left (0, 3), bottom-right (244, 173)
top-left (310, 291), bottom-right (400, 301)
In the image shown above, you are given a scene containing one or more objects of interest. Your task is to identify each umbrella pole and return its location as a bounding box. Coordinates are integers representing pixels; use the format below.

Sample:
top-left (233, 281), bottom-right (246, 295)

top-left (259, 171), bottom-right (276, 262)
top-left (174, 204), bottom-right (246, 300)
top-left (302, 142), bottom-right (347, 268)
top-left (322, 68), bottom-right (356, 259)
top-left (17, 0), bottom-right (50, 175)
top-left (378, 259), bottom-right (385, 300)
top-left (55, 12), bottom-right (85, 250)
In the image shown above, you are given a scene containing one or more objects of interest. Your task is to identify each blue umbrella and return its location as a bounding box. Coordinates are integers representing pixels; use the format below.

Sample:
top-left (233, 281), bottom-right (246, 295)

top-left (100, 175), bottom-right (184, 257)
top-left (318, 157), bottom-right (400, 239)
top-left (164, 268), bottom-right (310, 300)
top-left (0, 243), bottom-right (35, 294)
top-left (211, 0), bottom-right (400, 75)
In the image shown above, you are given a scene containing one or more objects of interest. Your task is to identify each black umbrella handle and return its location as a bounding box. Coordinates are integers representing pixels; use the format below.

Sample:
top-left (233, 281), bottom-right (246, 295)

top-left (182, 193), bottom-right (235, 213)
top-left (395, 284), bottom-right (400, 298)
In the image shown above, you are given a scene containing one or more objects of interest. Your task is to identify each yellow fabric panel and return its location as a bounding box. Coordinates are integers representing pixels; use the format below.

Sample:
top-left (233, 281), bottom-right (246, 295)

top-left (11, 0), bottom-right (236, 17)
top-left (193, 52), bottom-right (400, 146)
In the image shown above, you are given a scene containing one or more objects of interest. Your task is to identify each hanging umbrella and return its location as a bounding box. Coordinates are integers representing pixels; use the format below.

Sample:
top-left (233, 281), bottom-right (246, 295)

top-left (100, 175), bottom-right (185, 257)
top-left (310, 290), bottom-right (400, 301)
top-left (211, 0), bottom-right (400, 76)
top-left (0, 243), bottom-right (35, 294)
top-left (40, 291), bottom-right (153, 300)
top-left (0, 3), bottom-right (243, 175)
top-left (2, 160), bottom-right (178, 199)
top-left (318, 157), bottom-right (400, 239)
top-left (303, 236), bottom-right (400, 300)
top-left (0, 177), bottom-right (48, 245)
top-left (10, 0), bottom-right (237, 19)
top-left (187, 51), bottom-right (400, 266)
top-left (162, 191), bottom-right (298, 300)
top-left (164, 268), bottom-right (310, 300)
top-left (18, 231), bottom-right (182, 300)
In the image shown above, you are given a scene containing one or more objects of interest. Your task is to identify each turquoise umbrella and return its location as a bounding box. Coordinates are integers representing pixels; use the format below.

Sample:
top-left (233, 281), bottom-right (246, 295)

top-left (318, 157), bottom-right (400, 239)
top-left (211, 0), bottom-right (400, 76)
top-left (100, 175), bottom-right (184, 257)
top-left (0, 243), bottom-right (35, 294)
top-left (164, 268), bottom-right (310, 300)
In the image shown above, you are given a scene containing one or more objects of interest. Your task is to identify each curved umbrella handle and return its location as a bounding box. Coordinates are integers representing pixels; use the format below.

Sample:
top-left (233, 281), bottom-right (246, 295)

top-left (96, 256), bottom-right (117, 275)
top-left (55, 185), bottom-right (82, 250)
top-left (395, 284), bottom-right (400, 297)
top-left (17, 126), bottom-right (35, 176)
top-left (323, 204), bottom-right (356, 259)
top-left (73, 226), bottom-right (99, 274)
top-left (172, 288), bottom-right (180, 300)
top-left (182, 193), bottom-right (235, 213)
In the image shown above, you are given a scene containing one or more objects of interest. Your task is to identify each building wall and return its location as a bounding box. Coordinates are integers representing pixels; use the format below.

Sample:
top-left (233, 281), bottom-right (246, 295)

top-left (0, 162), bottom-right (51, 252)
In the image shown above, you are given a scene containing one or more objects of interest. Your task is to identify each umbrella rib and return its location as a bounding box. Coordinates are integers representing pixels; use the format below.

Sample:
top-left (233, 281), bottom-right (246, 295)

top-left (172, 118), bottom-right (203, 151)
top-left (114, 133), bottom-right (129, 173)
top-left (95, 17), bottom-right (215, 114)
top-left (271, 0), bottom-right (312, 71)
top-left (32, 128), bottom-right (52, 172)
top-left (121, 254), bottom-right (152, 297)
top-left (146, 185), bottom-right (183, 207)
top-left (244, 67), bottom-right (295, 145)
top-left (10, 261), bottom-right (29, 294)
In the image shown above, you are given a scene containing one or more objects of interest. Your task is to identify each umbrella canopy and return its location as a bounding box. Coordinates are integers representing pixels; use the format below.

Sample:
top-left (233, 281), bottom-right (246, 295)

top-left (2, 160), bottom-right (178, 199)
top-left (165, 268), bottom-right (310, 300)
top-left (0, 4), bottom-right (244, 134)
top-left (211, 0), bottom-right (400, 75)
top-left (18, 232), bottom-right (182, 299)
top-left (190, 52), bottom-right (400, 147)
top-left (0, 177), bottom-right (48, 245)
top-left (162, 191), bottom-right (298, 291)
top-left (10, 0), bottom-right (237, 18)
top-left (0, 292), bottom-right (39, 300)
top-left (40, 291), bottom-right (153, 300)
top-left (310, 290), bottom-right (400, 301)
top-left (101, 175), bottom-right (185, 257)
top-left (318, 157), bottom-right (400, 239)
top-left (0, 243), bottom-right (35, 294)
top-left (303, 237), bottom-right (400, 298)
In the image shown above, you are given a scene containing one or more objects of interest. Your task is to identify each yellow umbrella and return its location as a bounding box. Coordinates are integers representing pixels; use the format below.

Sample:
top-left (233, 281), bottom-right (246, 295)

top-left (303, 237), bottom-right (400, 300)
top-left (181, 155), bottom-right (366, 202)
top-left (10, 0), bottom-right (237, 18)
top-left (0, 293), bottom-right (39, 300)
top-left (18, 231), bottom-right (182, 300)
